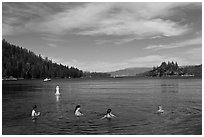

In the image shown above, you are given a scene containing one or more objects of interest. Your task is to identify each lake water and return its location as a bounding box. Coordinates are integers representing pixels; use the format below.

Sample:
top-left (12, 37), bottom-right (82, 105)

top-left (2, 78), bottom-right (202, 135)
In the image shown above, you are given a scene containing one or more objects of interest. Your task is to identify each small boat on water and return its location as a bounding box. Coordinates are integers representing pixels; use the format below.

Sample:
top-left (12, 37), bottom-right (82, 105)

top-left (3, 76), bottom-right (17, 81)
top-left (43, 78), bottom-right (51, 82)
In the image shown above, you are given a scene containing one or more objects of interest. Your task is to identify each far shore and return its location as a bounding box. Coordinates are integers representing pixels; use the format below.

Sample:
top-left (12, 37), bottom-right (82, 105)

top-left (2, 75), bottom-right (202, 82)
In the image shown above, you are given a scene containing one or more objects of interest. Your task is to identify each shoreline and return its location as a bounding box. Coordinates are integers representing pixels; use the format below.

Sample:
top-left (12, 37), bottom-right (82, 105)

top-left (2, 76), bottom-right (202, 83)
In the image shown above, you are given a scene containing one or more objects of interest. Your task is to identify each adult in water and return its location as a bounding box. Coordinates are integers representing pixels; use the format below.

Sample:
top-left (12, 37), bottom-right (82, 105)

top-left (74, 105), bottom-right (83, 117)
top-left (31, 105), bottom-right (40, 121)
top-left (101, 109), bottom-right (116, 119)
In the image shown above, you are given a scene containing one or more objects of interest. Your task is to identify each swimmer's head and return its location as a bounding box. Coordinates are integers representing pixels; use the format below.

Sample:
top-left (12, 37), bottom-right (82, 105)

top-left (158, 105), bottom-right (162, 110)
top-left (33, 105), bottom-right (37, 109)
top-left (75, 105), bottom-right (81, 111)
top-left (107, 109), bottom-right (112, 114)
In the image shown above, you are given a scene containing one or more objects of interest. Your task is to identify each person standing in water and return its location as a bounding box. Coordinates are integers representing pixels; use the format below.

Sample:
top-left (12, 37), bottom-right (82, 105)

top-left (55, 85), bottom-right (60, 95)
top-left (31, 105), bottom-right (40, 120)
top-left (74, 105), bottom-right (83, 117)
top-left (101, 109), bottom-right (116, 119)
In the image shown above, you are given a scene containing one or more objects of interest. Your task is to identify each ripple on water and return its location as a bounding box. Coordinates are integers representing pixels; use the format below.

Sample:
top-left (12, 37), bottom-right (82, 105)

top-left (2, 79), bottom-right (202, 135)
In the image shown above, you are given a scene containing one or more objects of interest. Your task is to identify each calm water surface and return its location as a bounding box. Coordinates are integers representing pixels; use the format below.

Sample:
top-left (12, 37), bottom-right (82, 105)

top-left (2, 78), bottom-right (202, 135)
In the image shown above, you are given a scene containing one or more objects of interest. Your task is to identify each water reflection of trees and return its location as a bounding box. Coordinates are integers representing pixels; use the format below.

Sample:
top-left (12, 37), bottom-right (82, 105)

top-left (160, 81), bottom-right (179, 93)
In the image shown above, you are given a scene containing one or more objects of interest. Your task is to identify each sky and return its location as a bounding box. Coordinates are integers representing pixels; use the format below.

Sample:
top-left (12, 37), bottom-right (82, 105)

top-left (2, 2), bottom-right (202, 72)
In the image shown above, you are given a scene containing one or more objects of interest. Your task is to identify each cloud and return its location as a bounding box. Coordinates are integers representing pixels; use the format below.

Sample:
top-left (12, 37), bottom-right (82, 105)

top-left (48, 43), bottom-right (57, 48)
top-left (127, 55), bottom-right (189, 67)
top-left (77, 18), bottom-right (188, 37)
top-left (62, 59), bottom-right (127, 72)
top-left (2, 24), bottom-right (14, 35)
top-left (96, 34), bottom-right (162, 45)
top-left (150, 35), bottom-right (163, 39)
top-left (3, 2), bottom-right (199, 38)
top-left (61, 55), bottom-right (190, 72)
top-left (145, 36), bottom-right (202, 50)
top-left (2, 2), bottom-right (75, 35)
top-left (185, 47), bottom-right (202, 55)
top-left (184, 47), bottom-right (202, 64)
top-left (114, 37), bottom-right (144, 45)
top-left (42, 36), bottom-right (66, 42)
top-left (62, 59), bottom-right (86, 69)
top-left (95, 39), bottom-right (112, 45)
top-left (82, 62), bottom-right (128, 72)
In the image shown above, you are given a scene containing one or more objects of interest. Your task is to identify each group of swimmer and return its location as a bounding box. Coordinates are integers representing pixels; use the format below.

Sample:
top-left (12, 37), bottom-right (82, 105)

top-left (74, 105), bottom-right (116, 119)
top-left (31, 104), bottom-right (116, 121)
top-left (31, 85), bottom-right (164, 121)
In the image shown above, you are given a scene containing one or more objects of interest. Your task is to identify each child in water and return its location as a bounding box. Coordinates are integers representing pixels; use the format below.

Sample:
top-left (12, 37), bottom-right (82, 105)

top-left (157, 105), bottom-right (164, 113)
top-left (31, 105), bottom-right (40, 120)
top-left (101, 109), bottom-right (116, 119)
top-left (55, 85), bottom-right (60, 95)
top-left (74, 105), bottom-right (83, 117)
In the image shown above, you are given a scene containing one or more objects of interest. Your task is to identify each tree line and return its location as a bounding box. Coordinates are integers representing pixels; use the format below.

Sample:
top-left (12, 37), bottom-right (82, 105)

top-left (143, 61), bottom-right (202, 77)
top-left (2, 39), bottom-right (110, 79)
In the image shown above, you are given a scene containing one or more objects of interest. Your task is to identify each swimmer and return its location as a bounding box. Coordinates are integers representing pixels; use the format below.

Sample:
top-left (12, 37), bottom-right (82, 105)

top-left (74, 105), bottom-right (83, 117)
top-left (31, 105), bottom-right (40, 120)
top-left (55, 85), bottom-right (60, 95)
top-left (101, 109), bottom-right (116, 119)
top-left (157, 105), bottom-right (164, 113)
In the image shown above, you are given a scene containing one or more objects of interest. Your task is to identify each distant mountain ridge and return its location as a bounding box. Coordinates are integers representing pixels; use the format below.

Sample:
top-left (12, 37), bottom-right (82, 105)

top-left (108, 67), bottom-right (152, 77)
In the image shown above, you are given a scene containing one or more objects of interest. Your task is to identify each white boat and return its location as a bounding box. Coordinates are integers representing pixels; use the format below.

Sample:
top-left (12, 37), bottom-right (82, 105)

top-left (43, 78), bottom-right (51, 82)
top-left (4, 76), bottom-right (17, 81)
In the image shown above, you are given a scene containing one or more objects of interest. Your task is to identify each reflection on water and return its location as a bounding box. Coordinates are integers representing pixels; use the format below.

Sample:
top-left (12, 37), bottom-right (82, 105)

top-left (56, 95), bottom-right (60, 102)
top-left (160, 80), bottom-right (179, 93)
top-left (105, 120), bottom-right (114, 134)
top-left (2, 78), bottom-right (202, 135)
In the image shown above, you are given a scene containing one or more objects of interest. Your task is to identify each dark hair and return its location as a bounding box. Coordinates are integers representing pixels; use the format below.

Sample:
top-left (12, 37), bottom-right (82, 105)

top-left (33, 105), bottom-right (37, 109)
top-left (107, 109), bottom-right (111, 114)
top-left (158, 105), bottom-right (162, 109)
top-left (75, 105), bottom-right (81, 112)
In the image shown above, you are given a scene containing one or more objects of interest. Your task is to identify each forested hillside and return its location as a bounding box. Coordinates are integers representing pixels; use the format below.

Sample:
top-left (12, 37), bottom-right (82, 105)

top-left (181, 65), bottom-right (202, 77)
top-left (2, 39), bottom-right (83, 79)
